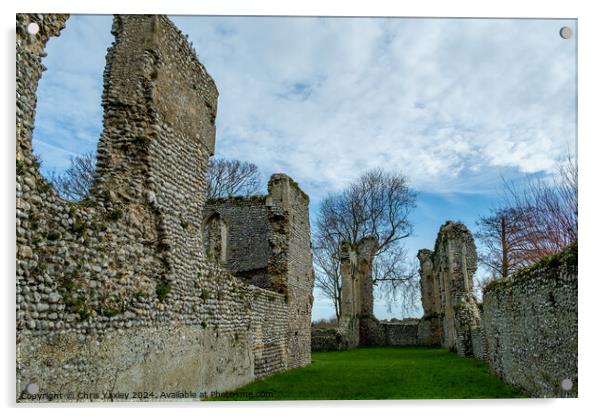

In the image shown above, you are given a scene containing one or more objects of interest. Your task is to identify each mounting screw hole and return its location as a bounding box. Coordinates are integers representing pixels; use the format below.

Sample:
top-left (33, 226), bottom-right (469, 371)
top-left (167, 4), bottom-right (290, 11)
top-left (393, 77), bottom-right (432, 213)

top-left (561, 378), bottom-right (573, 391)
top-left (25, 382), bottom-right (39, 395)
top-left (559, 26), bottom-right (573, 39)
top-left (27, 22), bottom-right (40, 35)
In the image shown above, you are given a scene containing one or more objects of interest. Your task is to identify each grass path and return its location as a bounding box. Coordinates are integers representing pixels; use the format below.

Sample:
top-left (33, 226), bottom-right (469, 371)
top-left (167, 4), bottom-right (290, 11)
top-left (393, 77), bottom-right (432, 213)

top-left (211, 347), bottom-right (526, 400)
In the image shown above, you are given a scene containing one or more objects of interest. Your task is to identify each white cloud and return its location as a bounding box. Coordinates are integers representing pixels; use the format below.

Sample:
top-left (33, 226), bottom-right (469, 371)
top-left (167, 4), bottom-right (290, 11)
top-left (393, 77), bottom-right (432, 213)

top-left (33, 15), bottom-right (113, 172)
top-left (33, 16), bottom-right (576, 197)
top-left (170, 16), bottom-right (576, 199)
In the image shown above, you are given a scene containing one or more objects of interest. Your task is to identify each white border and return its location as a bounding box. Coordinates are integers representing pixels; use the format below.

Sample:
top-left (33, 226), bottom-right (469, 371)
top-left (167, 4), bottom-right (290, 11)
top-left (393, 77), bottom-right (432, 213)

top-left (2, 1), bottom-right (600, 416)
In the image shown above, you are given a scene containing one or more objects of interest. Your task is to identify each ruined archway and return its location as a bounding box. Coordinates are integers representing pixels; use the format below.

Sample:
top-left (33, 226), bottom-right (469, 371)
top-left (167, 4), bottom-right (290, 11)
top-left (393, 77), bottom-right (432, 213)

top-left (202, 212), bottom-right (228, 264)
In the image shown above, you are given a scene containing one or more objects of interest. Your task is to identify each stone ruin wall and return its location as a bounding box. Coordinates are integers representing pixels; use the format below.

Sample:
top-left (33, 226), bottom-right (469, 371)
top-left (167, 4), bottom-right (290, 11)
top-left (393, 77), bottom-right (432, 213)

top-left (339, 237), bottom-right (378, 349)
top-left (271, 175), bottom-right (315, 368)
top-left (417, 222), bottom-right (578, 397)
top-left (203, 174), bottom-right (315, 370)
top-left (312, 222), bottom-right (481, 351)
top-left (16, 14), bottom-right (313, 401)
top-left (203, 195), bottom-right (271, 288)
top-left (478, 245), bottom-right (578, 398)
top-left (417, 221), bottom-right (481, 355)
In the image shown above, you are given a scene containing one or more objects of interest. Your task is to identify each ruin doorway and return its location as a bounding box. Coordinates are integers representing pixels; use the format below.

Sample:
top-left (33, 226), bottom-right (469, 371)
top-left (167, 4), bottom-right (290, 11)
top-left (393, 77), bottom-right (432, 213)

top-left (203, 212), bottom-right (228, 264)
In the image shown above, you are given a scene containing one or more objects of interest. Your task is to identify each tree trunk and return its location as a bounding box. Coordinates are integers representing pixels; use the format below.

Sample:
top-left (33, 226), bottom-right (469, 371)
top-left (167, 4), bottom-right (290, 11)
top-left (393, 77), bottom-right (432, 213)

top-left (501, 216), bottom-right (509, 278)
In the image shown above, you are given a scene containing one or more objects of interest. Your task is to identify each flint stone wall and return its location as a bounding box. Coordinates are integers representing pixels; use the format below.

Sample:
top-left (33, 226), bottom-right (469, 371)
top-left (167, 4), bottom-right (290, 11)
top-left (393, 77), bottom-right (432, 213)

top-left (480, 245), bottom-right (578, 398)
top-left (311, 320), bottom-right (420, 352)
top-left (270, 175), bottom-right (315, 368)
top-left (310, 328), bottom-right (348, 352)
top-left (203, 196), bottom-right (271, 287)
top-left (415, 223), bottom-right (577, 397)
top-left (416, 315), bottom-right (443, 346)
top-left (16, 14), bottom-right (313, 401)
top-left (380, 321), bottom-right (419, 346)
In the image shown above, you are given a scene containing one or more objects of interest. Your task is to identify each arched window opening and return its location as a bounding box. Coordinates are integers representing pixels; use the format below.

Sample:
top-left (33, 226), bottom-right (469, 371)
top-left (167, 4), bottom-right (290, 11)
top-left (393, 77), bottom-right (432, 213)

top-left (31, 15), bottom-right (113, 201)
top-left (203, 213), bottom-right (228, 264)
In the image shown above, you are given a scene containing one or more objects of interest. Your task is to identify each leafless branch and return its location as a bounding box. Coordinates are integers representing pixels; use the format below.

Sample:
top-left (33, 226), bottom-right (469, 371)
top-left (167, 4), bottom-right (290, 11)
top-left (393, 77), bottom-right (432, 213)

top-left (48, 151), bottom-right (96, 201)
top-left (476, 154), bottom-right (577, 281)
top-left (312, 168), bottom-right (418, 319)
top-left (206, 157), bottom-right (262, 198)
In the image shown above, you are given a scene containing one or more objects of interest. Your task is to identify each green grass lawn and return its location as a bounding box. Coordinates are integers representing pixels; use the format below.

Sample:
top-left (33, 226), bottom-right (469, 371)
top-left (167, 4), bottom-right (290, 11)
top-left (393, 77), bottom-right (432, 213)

top-left (210, 347), bottom-right (526, 400)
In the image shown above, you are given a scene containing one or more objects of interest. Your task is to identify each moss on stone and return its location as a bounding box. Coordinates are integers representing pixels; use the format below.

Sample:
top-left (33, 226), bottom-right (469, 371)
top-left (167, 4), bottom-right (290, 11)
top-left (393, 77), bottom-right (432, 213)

top-left (72, 218), bottom-right (86, 235)
top-left (156, 280), bottom-right (172, 302)
top-left (16, 159), bottom-right (24, 176)
top-left (483, 243), bottom-right (578, 294)
top-left (288, 177), bottom-right (310, 203)
top-left (63, 292), bottom-right (91, 320)
top-left (32, 261), bottom-right (47, 275)
top-left (104, 208), bottom-right (124, 222)
top-left (99, 306), bottom-right (122, 318)
top-left (36, 176), bottom-right (53, 193)
top-left (28, 213), bottom-right (39, 230)
top-left (46, 230), bottom-right (61, 241)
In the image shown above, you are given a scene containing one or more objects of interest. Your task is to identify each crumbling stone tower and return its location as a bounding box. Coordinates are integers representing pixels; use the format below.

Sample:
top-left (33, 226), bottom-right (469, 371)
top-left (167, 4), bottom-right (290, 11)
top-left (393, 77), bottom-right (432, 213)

top-left (339, 237), bottom-right (378, 321)
top-left (417, 248), bottom-right (438, 316)
top-left (93, 14), bottom-right (219, 297)
top-left (417, 221), bottom-right (481, 356)
top-left (336, 237), bottom-right (378, 347)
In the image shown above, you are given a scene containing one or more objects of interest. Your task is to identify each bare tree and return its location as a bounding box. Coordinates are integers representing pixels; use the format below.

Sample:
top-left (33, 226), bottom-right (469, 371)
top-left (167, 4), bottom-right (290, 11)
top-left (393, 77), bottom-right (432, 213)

top-left (374, 246), bottom-right (420, 317)
top-left (47, 153), bottom-right (262, 202)
top-left (502, 155), bottom-right (577, 260)
top-left (206, 157), bottom-right (262, 198)
top-left (476, 155), bottom-right (577, 280)
top-left (48, 151), bottom-right (96, 201)
top-left (313, 232), bottom-right (343, 319)
top-left (313, 168), bottom-right (418, 320)
top-left (475, 207), bottom-right (532, 279)
top-left (316, 169), bottom-right (416, 254)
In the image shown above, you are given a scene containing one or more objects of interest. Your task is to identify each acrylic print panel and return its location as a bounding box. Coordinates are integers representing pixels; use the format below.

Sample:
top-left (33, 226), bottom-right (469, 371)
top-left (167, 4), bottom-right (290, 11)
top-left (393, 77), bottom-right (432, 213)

top-left (16, 13), bottom-right (577, 402)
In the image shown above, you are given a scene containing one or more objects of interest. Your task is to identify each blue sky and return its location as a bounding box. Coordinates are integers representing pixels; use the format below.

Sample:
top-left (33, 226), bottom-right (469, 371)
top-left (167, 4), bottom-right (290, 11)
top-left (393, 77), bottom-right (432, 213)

top-left (32, 15), bottom-right (576, 321)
